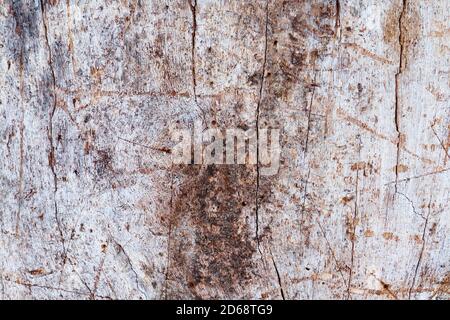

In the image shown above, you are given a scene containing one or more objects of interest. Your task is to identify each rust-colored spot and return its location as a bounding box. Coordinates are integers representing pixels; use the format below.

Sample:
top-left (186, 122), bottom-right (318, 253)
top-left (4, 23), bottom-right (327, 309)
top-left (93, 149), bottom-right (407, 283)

top-left (156, 146), bottom-right (172, 154)
top-left (351, 162), bottom-right (366, 171)
top-left (410, 234), bottom-right (423, 244)
top-left (261, 292), bottom-right (269, 299)
top-left (383, 4), bottom-right (399, 46)
top-left (394, 164), bottom-right (409, 173)
top-left (29, 268), bottom-right (45, 276)
top-left (429, 223), bottom-right (437, 236)
top-left (364, 229), bottom-right (375, 237)
top-left (382, 232), bottom-right (398, 241)
top-left (84, 141), bottom-right (92, 155)
top-left (341, 195), bottom-right (354, 205)
top-left (83, 129), bottom-right (95, 155)
top-left (48, 150), bottom-right (56, 168)
top-left (138, 167), bottom-right (154, 175)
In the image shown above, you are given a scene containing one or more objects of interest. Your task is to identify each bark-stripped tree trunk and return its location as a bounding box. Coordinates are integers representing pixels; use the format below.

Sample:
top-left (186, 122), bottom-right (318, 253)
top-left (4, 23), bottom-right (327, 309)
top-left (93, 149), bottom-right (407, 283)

top-left (0, 0), bottom-right (448, 299)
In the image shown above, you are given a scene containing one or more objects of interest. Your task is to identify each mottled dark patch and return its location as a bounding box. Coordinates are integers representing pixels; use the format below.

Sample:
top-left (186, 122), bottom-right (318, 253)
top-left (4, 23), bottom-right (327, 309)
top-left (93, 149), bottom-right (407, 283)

top-left (10, 1), bottom-right (40, 40)
top-left (121, 1), bottom-right (190, 92)
top-left (247, 72), bottom-right (260, 86)
top-left (357, 83), bottom-right (363, 94)
top-left (167, 165), bottom-right (258, 298)
top-left (290, 2), bottom-right (335, 38)
top-left (94, 149), bottom-right (113, 177)
top-left (260, 0), bottom-right (336, 107)
top-left (8, 0), bottom-right (42, 67)
top-left (291, 50), bottom-right (306, 66)
top-left (50, 39), bottom-right (71, 85)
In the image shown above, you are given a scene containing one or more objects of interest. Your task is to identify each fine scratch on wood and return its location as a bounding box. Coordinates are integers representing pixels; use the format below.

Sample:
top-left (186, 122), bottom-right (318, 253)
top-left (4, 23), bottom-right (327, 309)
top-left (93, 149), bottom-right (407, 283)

top-left (408, 195), bottom-right (432, 299)
top-left (342, 43), bottom-right (394, 65)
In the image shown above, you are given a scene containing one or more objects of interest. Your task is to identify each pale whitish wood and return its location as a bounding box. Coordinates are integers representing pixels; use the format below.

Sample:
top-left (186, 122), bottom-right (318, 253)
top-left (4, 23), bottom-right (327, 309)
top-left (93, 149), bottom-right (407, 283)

top-left (0, 0), bottom-right (448, 299)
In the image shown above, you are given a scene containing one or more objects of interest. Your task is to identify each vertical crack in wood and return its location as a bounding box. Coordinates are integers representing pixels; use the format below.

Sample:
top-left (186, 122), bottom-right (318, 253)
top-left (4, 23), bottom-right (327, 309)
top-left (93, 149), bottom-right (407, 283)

top-left (335, 0), bottom-right (341, 41)
top-left (189, 0), bottom-right (197, 102)
top-left (40, 0), bottom-right (66, 262)
top-left (189, 0), bottom-right (205, 123)
top-left (15, 49), bottom-right (25, 236)
top-left (255, 0), bottom-right (270, 254)
top-left (394, 0), bottom-right (407, 193)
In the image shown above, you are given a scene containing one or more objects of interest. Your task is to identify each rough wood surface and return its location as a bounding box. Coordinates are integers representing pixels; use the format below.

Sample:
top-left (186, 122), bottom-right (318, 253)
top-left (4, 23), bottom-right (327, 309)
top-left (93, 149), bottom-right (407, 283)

top-left (0, 0), bottom-right (448, 300)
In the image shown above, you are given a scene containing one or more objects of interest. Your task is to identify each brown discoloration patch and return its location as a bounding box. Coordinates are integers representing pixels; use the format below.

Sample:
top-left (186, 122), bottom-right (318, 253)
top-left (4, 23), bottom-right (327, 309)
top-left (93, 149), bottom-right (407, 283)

top-left (260, 0), bottom-right (336, 104)
top-left (28, 268), bottom-right (46, 276)
top-left (94, 149), bottom-right (113, 177)
top-left (383, 1), bottom-right (421, 70)
top-left (394, 164), bottom-right (409, 173)
top-left (382, 232), bottom-right (399, 241)
top-left (411, 234), bottom-right (423, 244)
top-left (364, 229), bottom-right (375, 237)
top-left (351, 162), bottom-right (366, 171)
top-left (167, 165), bottom-right (258, 298)
top-left (291, 2), bottom-right (335, 38)
top-left (350, 161), bottom-right (376, 177)
top-left (429, 222), bottom-right (437, 236)
top-left (426, 84), bottom-right (446, 102)
top-left (341, 195), bottom-right (354, 205)
top-left (383, 4), bottom-right (399, 47)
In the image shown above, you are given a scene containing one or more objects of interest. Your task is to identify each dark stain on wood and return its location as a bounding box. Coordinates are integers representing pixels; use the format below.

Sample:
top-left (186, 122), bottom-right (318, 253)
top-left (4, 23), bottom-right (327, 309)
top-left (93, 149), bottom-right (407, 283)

top-left (167, 164), bottom-right (259, 298)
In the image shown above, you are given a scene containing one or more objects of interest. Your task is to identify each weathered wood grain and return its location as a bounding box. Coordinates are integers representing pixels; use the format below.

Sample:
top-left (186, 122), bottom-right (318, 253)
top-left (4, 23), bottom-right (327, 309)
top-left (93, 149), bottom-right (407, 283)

top-left (0, 0), bottom-right (448, 299)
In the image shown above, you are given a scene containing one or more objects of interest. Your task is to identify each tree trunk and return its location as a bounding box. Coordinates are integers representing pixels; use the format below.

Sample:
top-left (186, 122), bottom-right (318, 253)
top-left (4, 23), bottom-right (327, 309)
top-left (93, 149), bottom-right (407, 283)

top-left (0, 0), bottom-right (448, 299)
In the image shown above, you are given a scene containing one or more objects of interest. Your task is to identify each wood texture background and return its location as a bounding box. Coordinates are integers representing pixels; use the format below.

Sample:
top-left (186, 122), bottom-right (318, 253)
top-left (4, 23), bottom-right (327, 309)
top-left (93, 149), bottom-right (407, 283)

top-left (0, 0), bottom-right (449, 299)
